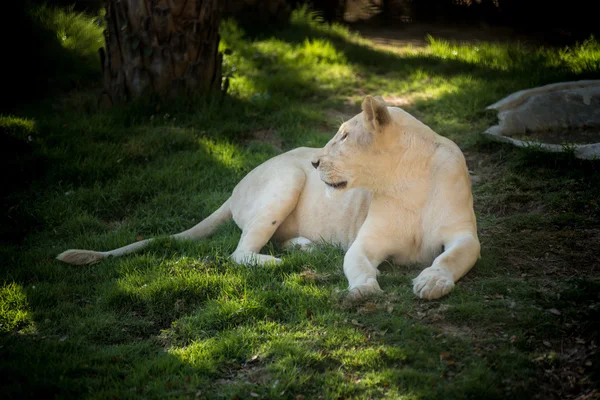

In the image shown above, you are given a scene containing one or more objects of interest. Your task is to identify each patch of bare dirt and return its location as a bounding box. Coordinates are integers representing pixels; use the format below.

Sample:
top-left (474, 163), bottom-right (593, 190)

top-left (325, 98), bottom-right (361, 123)
top-left (513, 128), bottom-right (600, 145)
top-left (461, 149), bottom-right (600, 281)
top-left (460, 148), bottom-right (600, 398)
top-left (381, 94), bottom-right (423, 108)
top-left (463, 150), bottom-right (504, 185)
top-left (407, 302), bottom-right (496, 345)
top-left (325, 109), bottom-right (356, 125)
top-left (484, 229), bottom-right (600, 279)
top-left (243, 129), bottom-right (283, 152)
top-left (352, 23), bottom-right (543, 50)
top-left (476, 195), bottom-right (545, 217)
top-left (533, 337), bottom-right (599, 400)
top-left (213, 355), bottom-right (271, 389)
top-left (343, 1), bottom-right (545, 50)
top-left (322, 101), bottom-right (361, 135)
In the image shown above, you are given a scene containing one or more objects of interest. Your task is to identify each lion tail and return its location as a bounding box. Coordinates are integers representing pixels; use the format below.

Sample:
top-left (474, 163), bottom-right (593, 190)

top-left (56, 198), bottom-right (233, 265)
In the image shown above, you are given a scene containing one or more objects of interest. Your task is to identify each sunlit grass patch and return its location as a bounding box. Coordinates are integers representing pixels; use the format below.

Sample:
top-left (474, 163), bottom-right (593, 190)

top-left (557, 36), bottom-right (600, 73)
top-left (427, 34), bottom-right (600, 76)
top-left (0, 115), bottom-right (36, 138)
top-left (30, 4), bottom-right (104, 65)
top-left (223, 35), bottom-right (354, 101)
top-left (0, 282), bottom-right (32, 333)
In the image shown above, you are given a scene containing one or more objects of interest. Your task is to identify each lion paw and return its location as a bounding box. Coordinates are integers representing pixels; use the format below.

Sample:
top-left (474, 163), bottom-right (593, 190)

top-left (348, 278), bottom-right (382, 299)
top-left (412, 268), bottom-right (455, 300)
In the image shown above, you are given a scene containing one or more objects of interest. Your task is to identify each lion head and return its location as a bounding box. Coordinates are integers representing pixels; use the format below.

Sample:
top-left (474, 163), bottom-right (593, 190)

top-left (312, 95), bottom-right (394, 192)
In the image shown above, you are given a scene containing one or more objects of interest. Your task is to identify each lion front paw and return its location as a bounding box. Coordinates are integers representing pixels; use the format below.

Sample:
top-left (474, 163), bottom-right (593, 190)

top-left (412, 267), bottom-right (455, 300)
top-left (348, 278), bottom-right (382, 299)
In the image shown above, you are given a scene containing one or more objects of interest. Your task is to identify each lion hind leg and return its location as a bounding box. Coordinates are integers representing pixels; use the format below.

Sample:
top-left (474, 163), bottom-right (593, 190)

top-left (230, 208), bottom-right (298, 266)
top-left (229, 165), bottom-right (306, 266)
top-left (412, 232), bottom-right (480, 300)
top-left (230, 221), bottom-right (289, 266)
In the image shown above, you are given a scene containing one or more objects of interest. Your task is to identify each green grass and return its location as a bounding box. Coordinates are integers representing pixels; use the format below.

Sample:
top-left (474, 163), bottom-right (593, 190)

top-left (2, 7), bottom-right (600, 399)
top-left (31, 4), bottom-right (104, 64)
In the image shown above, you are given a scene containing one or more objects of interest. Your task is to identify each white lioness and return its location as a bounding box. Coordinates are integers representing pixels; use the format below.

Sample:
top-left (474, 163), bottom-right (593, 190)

top-left (57, 96), bottom-right (480, 300)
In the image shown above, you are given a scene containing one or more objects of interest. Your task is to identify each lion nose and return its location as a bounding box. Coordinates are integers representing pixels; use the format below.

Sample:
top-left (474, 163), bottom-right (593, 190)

top-left (311, 159), bottom-right (320, 169)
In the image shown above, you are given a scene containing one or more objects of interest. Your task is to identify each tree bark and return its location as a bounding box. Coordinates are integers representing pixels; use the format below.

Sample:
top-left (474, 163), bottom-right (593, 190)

top-left (102, 0), bottom-right (222, 104)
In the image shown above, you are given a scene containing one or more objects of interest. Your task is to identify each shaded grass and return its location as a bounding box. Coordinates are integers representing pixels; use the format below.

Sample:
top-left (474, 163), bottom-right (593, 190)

top-left (2, 4), bottom-right (103, 111)
top-left (2, 6), bottom-right (600, 400)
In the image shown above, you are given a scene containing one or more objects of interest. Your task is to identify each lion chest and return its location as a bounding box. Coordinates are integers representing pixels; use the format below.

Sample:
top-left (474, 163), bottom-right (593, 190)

top-left (360, 192), bottom-right (440, 265)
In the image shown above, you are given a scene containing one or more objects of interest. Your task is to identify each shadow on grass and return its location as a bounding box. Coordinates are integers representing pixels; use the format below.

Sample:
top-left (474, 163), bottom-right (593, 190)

top-left (1, 92), bottom-right (287, 244)
top-left (0, 242), bottom-right (537, 399)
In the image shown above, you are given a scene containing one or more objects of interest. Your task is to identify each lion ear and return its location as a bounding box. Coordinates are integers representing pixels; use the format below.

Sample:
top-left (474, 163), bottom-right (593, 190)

top-left (362, 95), bottom-right (391, 132)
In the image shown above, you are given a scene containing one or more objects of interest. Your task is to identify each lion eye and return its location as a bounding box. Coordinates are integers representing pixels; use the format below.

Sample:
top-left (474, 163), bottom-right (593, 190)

top-left (340, 132), bottom-right (348, 141)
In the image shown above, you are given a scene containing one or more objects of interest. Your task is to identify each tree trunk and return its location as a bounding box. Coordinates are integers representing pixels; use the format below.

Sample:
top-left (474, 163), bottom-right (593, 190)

top-left (102, 0), bottom-right (222, 104)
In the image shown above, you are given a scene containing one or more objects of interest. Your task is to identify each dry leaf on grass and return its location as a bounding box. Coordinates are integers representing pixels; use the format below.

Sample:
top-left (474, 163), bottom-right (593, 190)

top-left (299, 270), bottom-right (319, 280)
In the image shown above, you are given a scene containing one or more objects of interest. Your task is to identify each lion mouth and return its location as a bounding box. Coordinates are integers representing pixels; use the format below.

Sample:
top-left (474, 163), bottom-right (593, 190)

top-left (324, 180), bottom-right (348, 189)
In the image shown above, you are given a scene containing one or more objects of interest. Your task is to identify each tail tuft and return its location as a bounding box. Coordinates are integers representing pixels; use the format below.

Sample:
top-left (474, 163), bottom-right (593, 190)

top-left (56, 249), bottom-right (106, 265)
